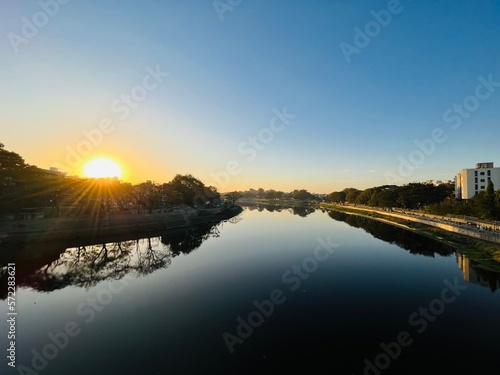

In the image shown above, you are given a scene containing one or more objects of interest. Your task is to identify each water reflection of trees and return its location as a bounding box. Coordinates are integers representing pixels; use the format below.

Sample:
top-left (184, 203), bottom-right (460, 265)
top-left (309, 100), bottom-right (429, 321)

top-left (289, 206), bottom-right (316, 217)
top-left (327, 210), bottom-right (500, 291)
top-left (162, 222), bottom-right (220, 255)
top-left (0, 220), bottom-right (225, 298)
top-left (327, 211), bottom-right (455, 257)
top-left (242, 203), bottom-right (315, 217)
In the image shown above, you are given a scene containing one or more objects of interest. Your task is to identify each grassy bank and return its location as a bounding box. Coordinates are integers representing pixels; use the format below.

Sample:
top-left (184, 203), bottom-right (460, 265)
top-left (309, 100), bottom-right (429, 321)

top-left (321, 203), bottom-right (500, 272)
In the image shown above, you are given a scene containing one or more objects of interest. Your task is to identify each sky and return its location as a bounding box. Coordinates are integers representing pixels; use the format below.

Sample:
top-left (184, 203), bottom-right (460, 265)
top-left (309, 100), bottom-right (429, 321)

top-left (1, 0), bottom-right (499, 193)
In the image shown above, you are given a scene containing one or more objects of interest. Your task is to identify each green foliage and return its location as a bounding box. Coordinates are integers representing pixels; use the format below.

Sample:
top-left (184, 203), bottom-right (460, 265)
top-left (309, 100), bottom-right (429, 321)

top-left (425, 181), bottom-right (499, 220)
top-left (265, 190), bottom-right (278, 199)
top-left (134, 181), bottom-right (162, 213)
top-left (290, 189), bottom-right (315, 200)
top-left (472, 180), bottom-right (497, 219)
top-left (328, 191), bottom-right (346, 203)
top-left (165, 174), bottom-right (219, 207)
top-left (348, 180), bottom-right (500, 221)
top-left (329, 182), bottom-right (473, 216)
top-left (344, 188), bottom-right (361, 203)
top-left (355, 189), bottom-right (372, 205)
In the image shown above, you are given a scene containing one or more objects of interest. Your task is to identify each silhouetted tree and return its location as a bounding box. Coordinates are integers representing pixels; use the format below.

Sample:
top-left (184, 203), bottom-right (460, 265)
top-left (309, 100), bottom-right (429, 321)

top-left (225, 191), bottom-right (242, 205)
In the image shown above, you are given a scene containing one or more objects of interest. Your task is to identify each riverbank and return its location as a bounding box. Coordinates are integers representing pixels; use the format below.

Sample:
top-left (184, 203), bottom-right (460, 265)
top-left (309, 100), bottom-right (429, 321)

top-left (0, 205), bottom-right (242, 245)
top-left (320, 203), bottom-right (500, 270)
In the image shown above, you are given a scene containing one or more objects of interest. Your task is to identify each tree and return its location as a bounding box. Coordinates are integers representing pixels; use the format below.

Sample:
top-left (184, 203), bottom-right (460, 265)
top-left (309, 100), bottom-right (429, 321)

top-left (0, 145), bottom-right (33, 210)
top-left (328, 191), bottom-right (346, 203)
top-left (0, 146), bottom-right (28, 182)
top-left (291, 189), bottom-right (314, 200)
top-left (266, 190), bottom-right (277, 199)
top-left (114, 182), bottom-right (135, 211)
top-left (162, 183), bottom-right (184, 206)
top-left (134, 181), bottom-right (162, 213)
top-left (165, 174), bottom-right (220, 207)
top-left (257, 188), bottom-right (265, 198)
top-left (167, 174), bottom-right (207, 207)
top-left (356, 188), bottom-right (373, 205)
top-left (374, 187), bottom-right (398, 207)
top-left (475, 180), bottom-right (496, 219)
top-left (224, 191), bottom-right (243, 205)
top-left (345, 188), bottom-right (361, 203)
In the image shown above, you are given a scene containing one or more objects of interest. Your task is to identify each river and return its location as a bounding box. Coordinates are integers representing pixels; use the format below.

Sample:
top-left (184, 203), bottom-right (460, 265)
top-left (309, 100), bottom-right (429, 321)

top-left (1, 207), bottom-right (500, 374)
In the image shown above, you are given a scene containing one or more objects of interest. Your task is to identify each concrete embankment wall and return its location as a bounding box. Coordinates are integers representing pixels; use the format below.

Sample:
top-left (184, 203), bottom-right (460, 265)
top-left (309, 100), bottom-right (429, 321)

top-left (321, 204), bottom-right (500, 245)
top-left (379, 212), bottom-right (500, 244)
top-left (0, 206), bottom-right (241, 243)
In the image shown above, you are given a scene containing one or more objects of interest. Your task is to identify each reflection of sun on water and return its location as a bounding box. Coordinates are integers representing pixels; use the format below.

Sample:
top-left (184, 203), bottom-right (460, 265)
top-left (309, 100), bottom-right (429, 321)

top-left (83, 158), bottom-right (122, 178)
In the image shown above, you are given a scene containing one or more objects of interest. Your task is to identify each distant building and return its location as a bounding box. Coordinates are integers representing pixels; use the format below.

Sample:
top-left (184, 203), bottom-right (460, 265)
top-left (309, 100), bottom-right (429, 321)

top-left (34, 167), bottom-right (66, 179)
top-left (455, 162), bottom-right (500, 199)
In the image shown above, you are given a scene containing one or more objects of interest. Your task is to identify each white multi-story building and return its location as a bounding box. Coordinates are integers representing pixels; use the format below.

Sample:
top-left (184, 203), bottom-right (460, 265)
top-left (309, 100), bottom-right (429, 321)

top-left (455, 162), bottom-right (500, 199)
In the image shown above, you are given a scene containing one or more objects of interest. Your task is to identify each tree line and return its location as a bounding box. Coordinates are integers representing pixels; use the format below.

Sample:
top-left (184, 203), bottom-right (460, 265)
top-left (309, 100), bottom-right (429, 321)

top-left (0, 144), bottom-right (223, 216)
top-left (327, 182), bottom-right (500, 221)
top-left (235, 188), bottom-right (322, 201)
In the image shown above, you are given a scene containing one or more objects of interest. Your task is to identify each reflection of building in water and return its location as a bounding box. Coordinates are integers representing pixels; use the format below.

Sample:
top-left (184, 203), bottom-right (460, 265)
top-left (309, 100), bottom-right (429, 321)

top-left (457, 253), bottom-right (479, 284)
top-left (456, 253), bottom-right (500, 292)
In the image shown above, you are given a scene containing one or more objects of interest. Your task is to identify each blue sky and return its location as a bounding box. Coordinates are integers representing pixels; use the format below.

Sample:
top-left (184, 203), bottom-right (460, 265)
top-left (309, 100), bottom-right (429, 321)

top-left (1, 0), bottom-right (499, 193)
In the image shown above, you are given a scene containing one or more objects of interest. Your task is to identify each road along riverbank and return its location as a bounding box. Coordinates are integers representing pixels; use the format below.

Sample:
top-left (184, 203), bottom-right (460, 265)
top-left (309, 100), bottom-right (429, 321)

top-left (320, 203), bottom-right (500, 270)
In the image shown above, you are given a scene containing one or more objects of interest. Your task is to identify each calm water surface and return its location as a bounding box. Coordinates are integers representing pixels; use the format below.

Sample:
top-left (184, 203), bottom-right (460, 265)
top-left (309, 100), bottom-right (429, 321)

top-left (1, 207), bottom-right (500, 374)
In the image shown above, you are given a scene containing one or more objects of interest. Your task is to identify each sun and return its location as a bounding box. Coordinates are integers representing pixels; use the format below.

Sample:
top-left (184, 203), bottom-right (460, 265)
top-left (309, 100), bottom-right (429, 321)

top-left (83, 158), bottom-right (122, 179)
